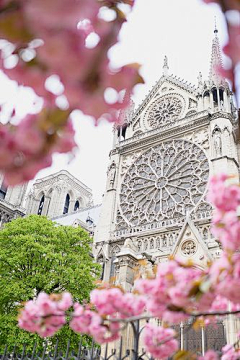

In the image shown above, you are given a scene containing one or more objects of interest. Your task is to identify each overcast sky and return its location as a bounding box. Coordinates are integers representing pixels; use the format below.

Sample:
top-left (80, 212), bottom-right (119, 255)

top-left (0, 0), bottom-right (226, 204)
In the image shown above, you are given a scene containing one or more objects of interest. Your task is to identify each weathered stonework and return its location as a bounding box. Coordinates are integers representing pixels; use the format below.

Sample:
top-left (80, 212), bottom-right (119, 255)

top-left (94, 30), bottom-right (240, 349)
top-left (0, 173), bottom-right (27, 227)
top-left (26, 170), bottom-right (93, 218)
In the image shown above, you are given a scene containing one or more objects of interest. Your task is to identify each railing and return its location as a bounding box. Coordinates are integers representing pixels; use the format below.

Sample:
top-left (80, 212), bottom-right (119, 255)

top-left (0, 319), bottom-right (226, 359)
top-left (0, 339), bottom-right (100, 360)
top-left (0, 323), bottom-right (151, 360)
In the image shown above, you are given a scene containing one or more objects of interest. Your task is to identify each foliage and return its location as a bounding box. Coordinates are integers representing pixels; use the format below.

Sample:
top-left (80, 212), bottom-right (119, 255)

top-left (0, 215), bottom-right (100, 351)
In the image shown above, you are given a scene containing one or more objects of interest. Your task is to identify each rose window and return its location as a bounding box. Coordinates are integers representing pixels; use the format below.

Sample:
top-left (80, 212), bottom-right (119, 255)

top-left (148, 95), bottom-right (183, 128)
top-left (120, 140), bottom-right (209, 226)
top-left (181, 240), bottom-right (197, 256)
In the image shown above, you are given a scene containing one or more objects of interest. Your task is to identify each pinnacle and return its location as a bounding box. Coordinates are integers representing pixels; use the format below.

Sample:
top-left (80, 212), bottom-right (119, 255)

top-left (209, 24), bottom-right (224, 84)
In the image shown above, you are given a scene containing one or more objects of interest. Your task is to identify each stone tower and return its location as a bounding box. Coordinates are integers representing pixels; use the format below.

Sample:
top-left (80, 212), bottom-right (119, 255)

top-left (94, 29), bottom-right (239, 351)
top-left (26, 170), bottom-right (93, 218)
top-left (0, 173), bottom-right (27, 226)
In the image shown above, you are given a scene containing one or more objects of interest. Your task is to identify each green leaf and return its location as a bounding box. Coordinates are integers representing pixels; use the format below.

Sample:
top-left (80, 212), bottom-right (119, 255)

top-left (0, 215), bottom-right (101, 351)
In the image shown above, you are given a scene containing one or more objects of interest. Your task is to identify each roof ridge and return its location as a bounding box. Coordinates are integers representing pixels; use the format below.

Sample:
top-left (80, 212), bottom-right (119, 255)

top-left (51, 203), bottom-right (102, 220)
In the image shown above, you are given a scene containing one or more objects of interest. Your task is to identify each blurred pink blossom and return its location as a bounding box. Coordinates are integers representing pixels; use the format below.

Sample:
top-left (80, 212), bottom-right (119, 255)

top-left (143, 324), bottom-right (178, 360)
top-left (18, 292), bottom-right (72, 337)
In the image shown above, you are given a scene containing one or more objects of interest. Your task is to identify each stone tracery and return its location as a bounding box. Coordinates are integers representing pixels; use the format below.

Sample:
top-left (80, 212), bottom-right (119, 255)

top-left (120, 139), bottom-right (209, 226)
top-left (147, 95), bottom-right (183, 128)
top-left (181, 240), bottom-right (197, 255)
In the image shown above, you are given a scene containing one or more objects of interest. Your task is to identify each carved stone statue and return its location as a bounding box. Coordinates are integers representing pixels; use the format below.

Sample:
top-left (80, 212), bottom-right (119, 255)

top-left (213, 127), bottom-right (222, 157)
top-left (123, 237), bottom-right (137, 252)
top-left (107, 162), bottom-right (116, 189)
top-left (181, 240), bottom-right (197, 256)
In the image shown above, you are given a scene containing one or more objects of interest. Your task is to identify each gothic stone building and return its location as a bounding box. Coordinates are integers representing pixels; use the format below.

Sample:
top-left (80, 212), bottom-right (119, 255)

top-left (0, 169), bottom-right (97, 232)
top-left (93, 29), bottom-right (239, 354)
top-left (26, 170), bottom-right (93, 218)
top-left (0, 173), bottom-right (27, 227)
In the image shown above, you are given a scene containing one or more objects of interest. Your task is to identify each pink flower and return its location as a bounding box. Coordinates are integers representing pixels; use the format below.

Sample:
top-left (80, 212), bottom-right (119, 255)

top-left (70, 303), bottom-right (102, 334)
top-left (0, 113), bottom-right (76, 185)
top-left (221, 344), bottom-right (240, 360)
top-left (210, 295), bottom-right (229, 312)
top-left (70, 303), bottom-right (120, 344)
top-left (18, 292), bottom-right (72, 337)
top-left (198, 350), bottom-right (219, 360)
top-left (209, 253), bottom-right (240, 304)
top-left (223, 25), bottom-right (240, 65)
top-left (90, 288), bottom-right (146, 318)
top-left (202, 0), bottom-right (240, 11)
top-left (136, 260), bottom-right (203, 317)
top-left (90, 288), bottom-right (124, 316)
top-left (143, 324), bottom-right (178, 360)
top-left (212, 211), bottom-right (240, 251)
top-left (208, 174), bottom-right (240, 213)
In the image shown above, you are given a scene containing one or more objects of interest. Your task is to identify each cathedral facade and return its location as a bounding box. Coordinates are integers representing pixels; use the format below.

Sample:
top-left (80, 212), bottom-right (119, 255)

top-left (93, 29), bottom-right (239, 352)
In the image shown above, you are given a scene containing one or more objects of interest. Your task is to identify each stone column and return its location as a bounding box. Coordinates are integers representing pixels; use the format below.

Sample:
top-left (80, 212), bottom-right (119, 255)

top-left (116, 251), bottom-right (138, 292)
top-left (210, 91), bottom-right (214, 111)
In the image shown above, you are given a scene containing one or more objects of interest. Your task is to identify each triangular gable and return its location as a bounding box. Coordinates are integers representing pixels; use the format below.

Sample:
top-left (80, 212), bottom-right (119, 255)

top-left (131, 74), bottom-right (197, 126)
top-left (95, 247), bottom-right (108, 261)
top-left (171, 216), bottom-right (212, 269)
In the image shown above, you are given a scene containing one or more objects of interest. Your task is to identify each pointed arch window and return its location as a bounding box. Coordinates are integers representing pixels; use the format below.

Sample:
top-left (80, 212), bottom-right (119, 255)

top-left (97, 255), bottom-right (105, 281)
top-left (110, 257), bottom-right (116, 282)
top-left (0, 181), bottom-right (8, 200)
top-left (38, 195), bottom-right (45, 215)
top-left (63, 194), bottom-right (70, 214)
top-left (74, 200), bottom-right (80, 211)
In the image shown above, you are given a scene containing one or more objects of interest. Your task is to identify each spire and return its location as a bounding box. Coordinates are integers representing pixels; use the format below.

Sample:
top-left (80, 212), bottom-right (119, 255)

top-left (163, 55), bottom-right (169, 76)
top-left (209, 21), bottom-right (224, 84)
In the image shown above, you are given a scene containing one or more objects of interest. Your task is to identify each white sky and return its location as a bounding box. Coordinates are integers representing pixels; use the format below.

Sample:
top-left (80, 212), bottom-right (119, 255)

top-left (0, 0), bottom-right (226, 204)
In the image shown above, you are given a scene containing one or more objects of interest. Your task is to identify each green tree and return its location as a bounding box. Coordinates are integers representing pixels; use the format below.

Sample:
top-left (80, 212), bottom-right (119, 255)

top-left (0, 215), bottom-right (100, 352)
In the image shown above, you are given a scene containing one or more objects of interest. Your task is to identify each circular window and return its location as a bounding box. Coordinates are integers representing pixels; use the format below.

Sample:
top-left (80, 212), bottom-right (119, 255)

top-left (181, 240), bottom-right (197, 256)
top-left (119, 139), bottom-right (209, 226)
top-left (147, 95), bottom-right (184, 128)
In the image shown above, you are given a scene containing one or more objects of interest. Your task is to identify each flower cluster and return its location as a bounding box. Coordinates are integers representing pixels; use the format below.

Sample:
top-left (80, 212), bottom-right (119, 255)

top-left (143, 324), bottom-right (178, 360)
top-left (0, 0), bottom-right (143, 184)
top-left (18, 292), bottom-right (72, 337)
top-left (90, 287), bottom-right (146, 318)
top-left (70, 303), bottom-right (120, 344)
top-left (135, 259), bottom-right (203, 323)
top-left (0, 110), bottom-right (76, 185)
top-left (208, 174), bottom-right (240, 251)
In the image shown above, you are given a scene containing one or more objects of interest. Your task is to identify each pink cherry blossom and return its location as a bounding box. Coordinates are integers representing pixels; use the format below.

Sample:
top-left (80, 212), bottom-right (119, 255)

top-left (211, 211), bottom-right (240, 251)
top-left (70, 303), bottom-right (120, 344)
top-left (210, 295), bottom-right (229, 312)
top-left (70, 303), bottom-right (102, 335)
top-left (18, 292), bottom-right (72, 337)
top-left (143, 324), bottom-right (178, 360)
top-left (198, 350), bottom-right (219, 360)
top-left (0, 113), bottom-right (77, 185)
top-left (221, 344), bottom-right (240, 360)
top-left (209, 253), bottom-right (240, 304)
top-left (135, 259), bottom-right (204, 319)
top-left (208, 174), bottom-right (240, 213)
top-left (90, 288), bottom-right (146, 318)
top-left (202, 0), bottom-right (240, 12)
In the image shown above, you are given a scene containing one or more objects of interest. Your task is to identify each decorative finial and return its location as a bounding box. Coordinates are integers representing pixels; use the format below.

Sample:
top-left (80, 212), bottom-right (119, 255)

top-left (214, 16), bottom-right (218, 35)
top-left (163, 55), bottom-right (169, 76)
top-left (197, 71), bottom-right (203, 87)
